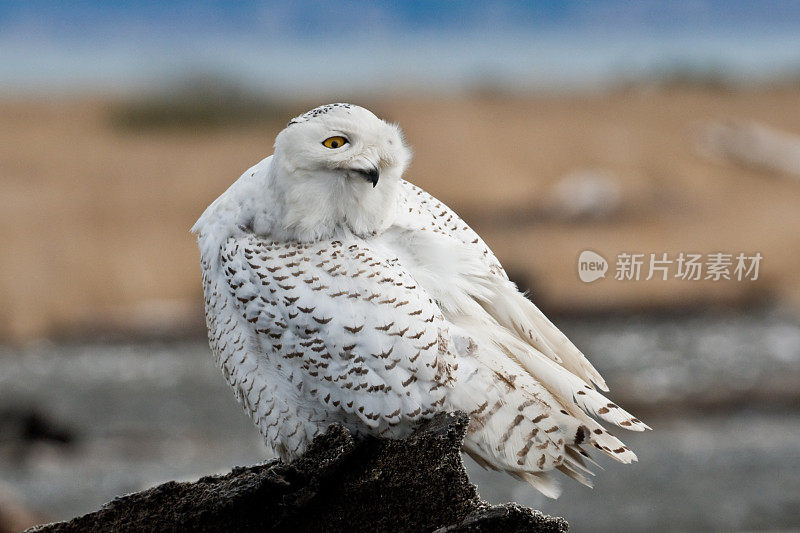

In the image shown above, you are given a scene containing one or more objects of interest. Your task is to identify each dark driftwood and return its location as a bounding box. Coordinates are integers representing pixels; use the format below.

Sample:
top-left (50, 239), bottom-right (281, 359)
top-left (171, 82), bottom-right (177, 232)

top-left (27, 412), bottom-right (567, 532)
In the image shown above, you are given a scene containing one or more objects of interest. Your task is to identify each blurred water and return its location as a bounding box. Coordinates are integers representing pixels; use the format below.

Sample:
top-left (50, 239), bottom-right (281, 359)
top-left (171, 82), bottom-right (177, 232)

top-left (0, 310), bottom-right (798, 531)
top-left (3, 2), bottom-right (800, 95)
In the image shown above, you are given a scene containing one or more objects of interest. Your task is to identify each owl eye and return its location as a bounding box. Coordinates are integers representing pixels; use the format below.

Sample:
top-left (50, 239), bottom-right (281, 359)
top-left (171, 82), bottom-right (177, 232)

top-left (322, 136), bottom-right (348, 149)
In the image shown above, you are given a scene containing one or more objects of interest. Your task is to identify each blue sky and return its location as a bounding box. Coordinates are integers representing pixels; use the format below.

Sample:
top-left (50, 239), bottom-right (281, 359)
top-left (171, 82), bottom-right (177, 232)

top-left (1, 1), bottom-right (799, 95)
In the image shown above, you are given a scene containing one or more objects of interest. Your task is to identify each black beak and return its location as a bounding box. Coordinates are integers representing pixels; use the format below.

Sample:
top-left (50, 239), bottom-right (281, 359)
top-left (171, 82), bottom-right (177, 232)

top-left (353, 166), bottom-right (380, 188)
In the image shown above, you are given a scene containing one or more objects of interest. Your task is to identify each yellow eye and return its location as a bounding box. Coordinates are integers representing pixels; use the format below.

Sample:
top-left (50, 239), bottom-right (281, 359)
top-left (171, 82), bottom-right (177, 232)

top-left (322, 136), bottom-right (348, 149)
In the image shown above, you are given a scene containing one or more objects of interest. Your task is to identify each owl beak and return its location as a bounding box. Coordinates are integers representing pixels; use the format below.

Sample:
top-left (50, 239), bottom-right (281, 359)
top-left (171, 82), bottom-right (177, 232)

top-left (351, 166), bottom-right (380, 188)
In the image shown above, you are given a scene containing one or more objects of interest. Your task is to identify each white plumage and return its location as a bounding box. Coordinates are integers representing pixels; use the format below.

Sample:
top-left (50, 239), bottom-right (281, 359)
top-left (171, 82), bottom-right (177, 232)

top-left (193, 103), bottom-right (648, 497)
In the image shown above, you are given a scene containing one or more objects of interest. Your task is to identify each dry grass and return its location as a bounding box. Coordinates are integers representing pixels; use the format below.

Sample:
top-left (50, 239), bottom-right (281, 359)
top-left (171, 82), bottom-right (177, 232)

top-left (2, 88), bottom-right (800, 341)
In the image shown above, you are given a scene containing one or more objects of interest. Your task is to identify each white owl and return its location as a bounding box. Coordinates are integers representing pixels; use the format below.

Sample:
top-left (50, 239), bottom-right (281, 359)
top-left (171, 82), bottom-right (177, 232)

top-left (192, 103), bottom-right (648, 498)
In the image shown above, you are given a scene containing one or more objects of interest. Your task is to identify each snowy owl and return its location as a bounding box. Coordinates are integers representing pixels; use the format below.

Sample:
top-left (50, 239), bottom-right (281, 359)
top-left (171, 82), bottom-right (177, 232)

top-left (193, 103), bottom-right (648, 497)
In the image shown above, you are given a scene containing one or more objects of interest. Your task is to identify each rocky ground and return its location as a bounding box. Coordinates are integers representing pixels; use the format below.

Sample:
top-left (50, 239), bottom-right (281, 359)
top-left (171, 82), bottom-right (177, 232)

top-left (25, 413), bottom-right (566, 533)
top-left (1, 309), bottom-right (799, 531)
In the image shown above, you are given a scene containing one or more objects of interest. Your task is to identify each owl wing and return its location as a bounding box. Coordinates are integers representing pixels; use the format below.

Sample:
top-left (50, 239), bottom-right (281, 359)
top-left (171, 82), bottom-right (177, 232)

top-left (399, 180), bottom-right (507, 278)
top-left (399, 180), bottom-right (609, 391)
top-left (215, 233), bottom-right (457, 436)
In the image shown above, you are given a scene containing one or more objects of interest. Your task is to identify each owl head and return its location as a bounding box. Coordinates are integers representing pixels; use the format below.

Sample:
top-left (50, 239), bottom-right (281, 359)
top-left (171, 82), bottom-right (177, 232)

top-left (270, 104), bottom-right (412, 241)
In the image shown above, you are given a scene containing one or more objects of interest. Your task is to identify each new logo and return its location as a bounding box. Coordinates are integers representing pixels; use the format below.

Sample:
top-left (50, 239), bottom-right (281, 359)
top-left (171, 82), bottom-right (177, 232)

top-left (578, 250), bottom-right (608, 283)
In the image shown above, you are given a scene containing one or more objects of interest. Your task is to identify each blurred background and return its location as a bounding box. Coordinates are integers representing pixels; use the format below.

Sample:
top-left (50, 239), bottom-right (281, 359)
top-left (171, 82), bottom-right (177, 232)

top-left (1, 1), bottom-right (800, 531)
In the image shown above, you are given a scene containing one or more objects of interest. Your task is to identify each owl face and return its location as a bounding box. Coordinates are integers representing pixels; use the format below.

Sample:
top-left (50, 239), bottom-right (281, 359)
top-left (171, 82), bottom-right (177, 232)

top-left (275, 104), bottom-right (410, 190)
top-left (270, 104), bottom-right (412, 240)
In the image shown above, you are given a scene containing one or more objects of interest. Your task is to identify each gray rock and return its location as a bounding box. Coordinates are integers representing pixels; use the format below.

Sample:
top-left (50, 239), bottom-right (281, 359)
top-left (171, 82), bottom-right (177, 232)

top-left (26, 412), bottom-right (566, 532)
